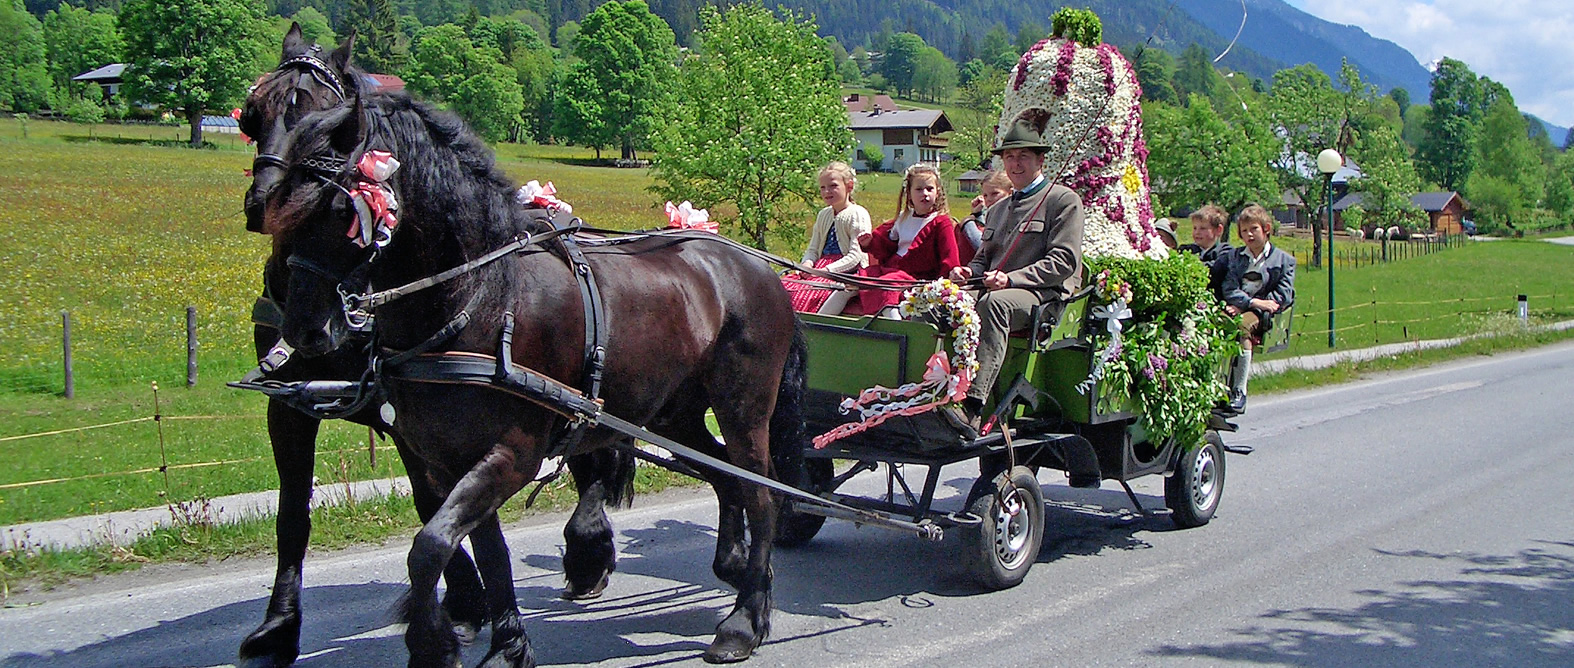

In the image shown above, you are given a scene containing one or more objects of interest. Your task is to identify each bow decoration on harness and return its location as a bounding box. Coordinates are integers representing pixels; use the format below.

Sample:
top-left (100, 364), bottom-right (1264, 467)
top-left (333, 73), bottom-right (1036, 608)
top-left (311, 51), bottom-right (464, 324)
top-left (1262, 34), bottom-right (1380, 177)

top-left (665, 200), bottom-right (717, 233)
top-left (516, 180), bottom-right (574, 226)
top-left (346, 150), bottom-right (401, 249)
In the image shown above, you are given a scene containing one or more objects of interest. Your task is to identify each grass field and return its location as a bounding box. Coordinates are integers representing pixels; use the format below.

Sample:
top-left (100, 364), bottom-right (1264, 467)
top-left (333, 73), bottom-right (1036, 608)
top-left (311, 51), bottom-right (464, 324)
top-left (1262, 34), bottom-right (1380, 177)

top-left (5, 115), bottom-right (1574, 528)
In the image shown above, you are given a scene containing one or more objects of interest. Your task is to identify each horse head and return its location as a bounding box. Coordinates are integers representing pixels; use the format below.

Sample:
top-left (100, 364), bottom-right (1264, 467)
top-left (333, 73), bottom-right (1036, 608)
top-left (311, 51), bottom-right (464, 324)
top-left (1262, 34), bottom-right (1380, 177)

top-left (263, 103), bottom-right (379, 357)
top-left (241, 22), bottom-right (358, 234)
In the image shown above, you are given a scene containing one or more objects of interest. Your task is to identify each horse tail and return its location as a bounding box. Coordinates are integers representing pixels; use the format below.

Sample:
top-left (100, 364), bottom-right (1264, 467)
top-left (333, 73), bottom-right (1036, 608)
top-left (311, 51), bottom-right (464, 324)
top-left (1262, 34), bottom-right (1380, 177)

top-left (769, 318), bottom-right (810, 486)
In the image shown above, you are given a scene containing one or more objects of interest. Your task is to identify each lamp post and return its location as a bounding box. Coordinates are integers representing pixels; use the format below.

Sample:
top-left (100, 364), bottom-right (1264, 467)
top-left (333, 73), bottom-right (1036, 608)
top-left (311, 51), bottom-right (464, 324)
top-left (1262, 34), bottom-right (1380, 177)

top-left (1317, 148), bottom-right (1342, 348)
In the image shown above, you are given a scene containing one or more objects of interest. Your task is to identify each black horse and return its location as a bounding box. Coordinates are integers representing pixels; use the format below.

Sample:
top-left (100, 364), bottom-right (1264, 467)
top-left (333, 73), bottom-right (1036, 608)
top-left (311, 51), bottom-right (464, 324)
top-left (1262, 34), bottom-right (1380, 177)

top-left (261, 94), bottom-right (806, 666)
top-left (235, 25), bottom-right (634, 668)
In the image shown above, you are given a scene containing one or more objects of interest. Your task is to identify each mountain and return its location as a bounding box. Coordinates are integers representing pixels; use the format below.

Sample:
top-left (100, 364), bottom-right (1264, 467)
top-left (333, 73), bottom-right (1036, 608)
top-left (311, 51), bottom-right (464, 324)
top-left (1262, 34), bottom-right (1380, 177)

top-left (1169, 0), bottom-right (1432, 98)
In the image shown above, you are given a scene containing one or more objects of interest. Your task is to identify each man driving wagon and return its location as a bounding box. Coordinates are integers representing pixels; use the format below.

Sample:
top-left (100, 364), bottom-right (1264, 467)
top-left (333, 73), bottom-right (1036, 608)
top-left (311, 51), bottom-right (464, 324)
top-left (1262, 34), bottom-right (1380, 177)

top-left (945, 113), bottom-right (1085, 437)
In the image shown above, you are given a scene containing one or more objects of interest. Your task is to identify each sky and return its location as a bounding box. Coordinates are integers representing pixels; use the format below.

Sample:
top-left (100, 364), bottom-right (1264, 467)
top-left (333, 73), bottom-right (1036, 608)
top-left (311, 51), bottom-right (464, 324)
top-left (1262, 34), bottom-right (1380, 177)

top-left (1286, 0), bottom-right (1574, 128)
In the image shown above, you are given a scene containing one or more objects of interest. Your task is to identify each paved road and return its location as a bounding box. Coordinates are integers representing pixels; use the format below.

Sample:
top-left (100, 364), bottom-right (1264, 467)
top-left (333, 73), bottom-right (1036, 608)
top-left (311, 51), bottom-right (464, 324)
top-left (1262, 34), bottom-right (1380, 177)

top-left (5, 342), bottom-right (1574, 667)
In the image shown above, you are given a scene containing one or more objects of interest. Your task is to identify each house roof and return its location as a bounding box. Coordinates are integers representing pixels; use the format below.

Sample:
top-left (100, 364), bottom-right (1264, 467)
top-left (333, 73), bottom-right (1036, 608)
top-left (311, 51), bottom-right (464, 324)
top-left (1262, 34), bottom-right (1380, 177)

top-left (73, 63), bottom-right (126, 82)
top-left (1410, 191), bottom-right (1470, 212)
top-left (957, 169), bottom-right (990, 182)
top-left (1282, 189), bottom-right (1304, 207)
top-left (201, 115), bottom-right (239, 128)
top-left (362, 73), bottom-right (405, 92)
top-left (1332, 193), bottom-right (1364, 211)
top-left (844, 93), bottom-right (896, 113)
top-left (848, 108), bottom-right (952, 133)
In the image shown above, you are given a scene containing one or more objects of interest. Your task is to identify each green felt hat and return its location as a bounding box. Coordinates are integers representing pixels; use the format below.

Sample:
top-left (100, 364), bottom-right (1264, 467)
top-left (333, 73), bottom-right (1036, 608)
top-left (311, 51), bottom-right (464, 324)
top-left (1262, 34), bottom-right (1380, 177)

top-left (992, 114), bottom-right (1052, 154)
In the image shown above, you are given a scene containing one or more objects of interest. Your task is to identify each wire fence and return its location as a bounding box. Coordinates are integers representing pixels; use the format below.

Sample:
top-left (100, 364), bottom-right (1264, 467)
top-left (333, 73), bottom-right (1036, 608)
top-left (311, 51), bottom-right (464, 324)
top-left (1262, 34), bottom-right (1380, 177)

top-left (1282, 291), bottom-right (1565, 349)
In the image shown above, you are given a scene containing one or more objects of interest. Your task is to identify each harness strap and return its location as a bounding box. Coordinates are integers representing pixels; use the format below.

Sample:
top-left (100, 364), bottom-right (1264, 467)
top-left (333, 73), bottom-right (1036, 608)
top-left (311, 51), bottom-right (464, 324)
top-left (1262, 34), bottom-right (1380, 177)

top-left (381, 288), bottom-right (488, 368)
top-left (348, 226), bottom-right (575, 311)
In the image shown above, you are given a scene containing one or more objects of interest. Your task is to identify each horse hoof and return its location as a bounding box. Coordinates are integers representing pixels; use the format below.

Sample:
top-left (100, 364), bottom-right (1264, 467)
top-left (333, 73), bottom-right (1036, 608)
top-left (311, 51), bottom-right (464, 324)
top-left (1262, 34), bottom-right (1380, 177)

top-left (452, 621), bottom-right (480, 646)
top-left (702, 634), bottom-right (759, 664)
top-left (561, 571), bottom-right (610, 600)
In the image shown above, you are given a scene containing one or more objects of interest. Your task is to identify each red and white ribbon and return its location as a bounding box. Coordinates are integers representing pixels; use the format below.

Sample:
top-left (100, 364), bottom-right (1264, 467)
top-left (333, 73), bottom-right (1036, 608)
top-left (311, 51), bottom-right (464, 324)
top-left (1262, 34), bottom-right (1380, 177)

top-left (346, 150), bottom-right (400, 248)
top-left (664, 200), bottom-right (717, 233)
top-left (516, 180), bottom-right (573, 215)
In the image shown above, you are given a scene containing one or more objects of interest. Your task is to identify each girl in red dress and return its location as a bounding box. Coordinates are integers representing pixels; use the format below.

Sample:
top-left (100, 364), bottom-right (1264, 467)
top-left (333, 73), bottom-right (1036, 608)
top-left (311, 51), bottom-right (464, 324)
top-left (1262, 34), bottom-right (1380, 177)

top-left (860, 163), bottom-right (961, 317)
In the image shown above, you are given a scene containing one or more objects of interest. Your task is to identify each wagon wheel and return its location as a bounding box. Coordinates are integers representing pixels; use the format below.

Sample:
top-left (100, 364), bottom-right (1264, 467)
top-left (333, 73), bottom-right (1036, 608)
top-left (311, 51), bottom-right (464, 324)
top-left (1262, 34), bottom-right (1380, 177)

top-left (1165, 430), bottom-right (1225, 528)
top-left (776, 458), bottom-right (834, 547)
top-left (962, 466), bottom-right (1045, 590)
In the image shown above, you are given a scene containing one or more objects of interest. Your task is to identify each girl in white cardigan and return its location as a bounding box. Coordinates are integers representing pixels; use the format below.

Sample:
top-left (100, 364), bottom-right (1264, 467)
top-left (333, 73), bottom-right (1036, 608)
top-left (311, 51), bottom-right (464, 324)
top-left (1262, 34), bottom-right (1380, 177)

top-left (790, 162), bottom-right (871, 314)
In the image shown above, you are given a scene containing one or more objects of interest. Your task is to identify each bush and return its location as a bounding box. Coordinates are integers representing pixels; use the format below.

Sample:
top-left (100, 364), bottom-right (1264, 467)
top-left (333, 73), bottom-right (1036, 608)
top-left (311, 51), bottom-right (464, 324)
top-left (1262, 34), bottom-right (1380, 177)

top-left (866, 73), bottom-right (888, 92)
top-left (863, 149), bottom-right (884, 172)
top-left (63, 98), bottom-right (105, 124)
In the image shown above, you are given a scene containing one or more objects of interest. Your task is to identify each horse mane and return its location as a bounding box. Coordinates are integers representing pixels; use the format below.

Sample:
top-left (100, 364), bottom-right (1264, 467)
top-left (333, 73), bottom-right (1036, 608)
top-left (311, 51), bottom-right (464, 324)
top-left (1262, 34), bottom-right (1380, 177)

top-left (270, 94), bottom-right (545, 245)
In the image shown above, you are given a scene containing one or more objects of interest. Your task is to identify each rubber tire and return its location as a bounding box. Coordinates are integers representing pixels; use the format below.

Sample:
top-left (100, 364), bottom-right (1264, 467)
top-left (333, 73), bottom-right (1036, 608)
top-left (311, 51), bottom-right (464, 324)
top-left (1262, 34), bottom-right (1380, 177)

top-left (962, 466), bottom-right (1045, 590)
top-left (1165, 431), bottom-right (1225, 528)
top-left (776, 458), bottom-right (834, 547)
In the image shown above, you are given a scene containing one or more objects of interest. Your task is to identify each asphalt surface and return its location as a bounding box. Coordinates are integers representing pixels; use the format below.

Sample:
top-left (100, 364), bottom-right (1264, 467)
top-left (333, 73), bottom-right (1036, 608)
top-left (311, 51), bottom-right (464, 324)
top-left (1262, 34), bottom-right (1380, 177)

top-left (4, 341), bottom-right (1574, 667)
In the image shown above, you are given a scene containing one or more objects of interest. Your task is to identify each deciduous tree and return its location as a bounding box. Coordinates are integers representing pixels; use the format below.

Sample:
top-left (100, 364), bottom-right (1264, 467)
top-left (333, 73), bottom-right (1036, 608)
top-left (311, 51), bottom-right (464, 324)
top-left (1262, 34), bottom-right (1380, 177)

top-left (42, 2), bottom-right (121, 102)
top-left (652, 3), bottom-right (851, 250)
top-left (0, 0), bottom-right (50, 112)
top-left (1417, 57), bottom-right (1481, 192)
top-left (121, 0), bottom-right (267, 147)
top-left (553, 0), bottom-right (676, 160)
top-left (1143, 95), bottom-right (1278, 216)
top-left (879, 32), bottom-right (923, 98)
top-left (1347, 123), bottom-right (1421, 230)
top-left (1465, 97), bottom-right (1544, 231)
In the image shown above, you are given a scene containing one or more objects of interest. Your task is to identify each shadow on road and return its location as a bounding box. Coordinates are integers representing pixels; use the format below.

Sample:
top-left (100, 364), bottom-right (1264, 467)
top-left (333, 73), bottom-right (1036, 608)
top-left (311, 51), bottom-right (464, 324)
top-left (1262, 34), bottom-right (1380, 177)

top-left (0, 477), bottom-right (1183, 667)
top-left (1149, 540), bottom-right (1574, 666)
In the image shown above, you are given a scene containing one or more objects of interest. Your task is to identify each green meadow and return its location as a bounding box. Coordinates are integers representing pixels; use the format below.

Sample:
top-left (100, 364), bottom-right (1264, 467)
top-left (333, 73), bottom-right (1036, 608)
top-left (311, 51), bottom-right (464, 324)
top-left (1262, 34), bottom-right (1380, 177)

top-left (4, 115), bottom-right (1574, 529)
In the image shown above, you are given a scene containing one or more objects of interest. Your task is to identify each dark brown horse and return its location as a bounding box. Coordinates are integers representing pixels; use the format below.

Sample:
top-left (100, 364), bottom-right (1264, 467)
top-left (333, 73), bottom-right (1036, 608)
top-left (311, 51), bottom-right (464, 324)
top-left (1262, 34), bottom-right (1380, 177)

top-left (262, 94), bottom-right (806, 666)
top-left (236, 25), bottom-right (634, 668)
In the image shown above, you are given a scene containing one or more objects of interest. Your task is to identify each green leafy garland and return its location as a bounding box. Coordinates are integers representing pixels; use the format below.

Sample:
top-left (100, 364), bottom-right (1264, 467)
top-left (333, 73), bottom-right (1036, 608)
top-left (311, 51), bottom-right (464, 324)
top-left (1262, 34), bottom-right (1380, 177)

top-left (1084, 253), bottom-right (1239, 449)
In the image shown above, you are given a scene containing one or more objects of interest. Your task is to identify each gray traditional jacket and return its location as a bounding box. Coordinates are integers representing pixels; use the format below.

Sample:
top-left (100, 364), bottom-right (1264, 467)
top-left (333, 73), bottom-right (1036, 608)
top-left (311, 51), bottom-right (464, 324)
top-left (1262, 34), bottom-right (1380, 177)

top-left (966, 182), bottom-right (1084, 303)
top-left (1221, 244), bottom-right (1295, 311)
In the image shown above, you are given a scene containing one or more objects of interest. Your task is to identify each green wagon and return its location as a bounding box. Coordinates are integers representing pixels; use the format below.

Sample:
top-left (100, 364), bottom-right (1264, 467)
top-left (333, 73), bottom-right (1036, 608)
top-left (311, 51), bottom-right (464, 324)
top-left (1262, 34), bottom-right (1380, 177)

top-left (779, 291), bottom-right (1231, 590)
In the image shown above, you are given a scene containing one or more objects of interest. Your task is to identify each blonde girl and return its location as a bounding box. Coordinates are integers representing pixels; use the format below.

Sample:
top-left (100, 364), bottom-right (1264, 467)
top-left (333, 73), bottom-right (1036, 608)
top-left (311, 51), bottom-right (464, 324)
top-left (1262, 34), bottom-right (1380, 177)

top-left (957, 170), bottom-right (1013, 265)
top-left (787, 161), bottom-right (872, 314)
top-left (859, 163), bottom-right (961, 316)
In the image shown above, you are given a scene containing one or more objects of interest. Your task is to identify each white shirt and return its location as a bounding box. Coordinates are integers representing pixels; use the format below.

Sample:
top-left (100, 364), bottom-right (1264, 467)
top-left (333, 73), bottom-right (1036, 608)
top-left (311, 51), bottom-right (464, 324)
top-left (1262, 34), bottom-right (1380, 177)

top-left (1241, 242), bottom-right (1272, 298)
top-left (891, 212), bottom-right (938, 256)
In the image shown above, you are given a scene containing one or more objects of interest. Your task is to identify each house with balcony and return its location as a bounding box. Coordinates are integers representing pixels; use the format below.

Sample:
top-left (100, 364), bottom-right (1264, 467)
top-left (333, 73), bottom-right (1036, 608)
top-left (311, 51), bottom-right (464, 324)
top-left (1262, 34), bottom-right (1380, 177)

top-left (846, 96), bottom-right (952, 173)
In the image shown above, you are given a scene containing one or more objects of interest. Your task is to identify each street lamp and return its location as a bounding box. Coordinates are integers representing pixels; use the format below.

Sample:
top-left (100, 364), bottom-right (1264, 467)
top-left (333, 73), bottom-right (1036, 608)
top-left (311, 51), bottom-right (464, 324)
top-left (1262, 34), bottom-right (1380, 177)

top-left (1317, 148), bottom-right (1342, 348)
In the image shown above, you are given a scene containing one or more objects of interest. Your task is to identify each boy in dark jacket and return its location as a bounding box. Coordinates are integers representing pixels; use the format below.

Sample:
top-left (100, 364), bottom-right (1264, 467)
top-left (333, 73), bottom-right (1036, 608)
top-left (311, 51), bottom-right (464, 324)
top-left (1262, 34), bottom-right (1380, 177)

top-left (1220, 204), bottom-right (1295, 413)
top-left (1177, 204), bottom-right (1233, 298)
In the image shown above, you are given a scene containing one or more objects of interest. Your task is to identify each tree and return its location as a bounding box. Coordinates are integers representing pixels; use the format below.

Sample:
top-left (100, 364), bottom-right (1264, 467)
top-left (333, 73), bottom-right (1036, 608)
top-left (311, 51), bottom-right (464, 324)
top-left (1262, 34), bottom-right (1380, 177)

top-left (1388, 87), bottom-right (1410, 117)
top-left (1143, 95), bottom-right (1279, 215)
top-left (42, 3), bottom-right (121, 103)
top-left (451, 61), bottom-right (524, 142)
top-left (349, 0), bottom-right (405, 74)
top-left (1544, 151), bottom-right (1574, 223)
top-left (403, 23), bottom-right (524, 142)
top-left (1174, 43), bottom-right (1217, 103)
top-left (553, 0), bottom-right (676, 160)
top-left (1417, 57), bottom-right (1481, 192)
top-left (836, 58), bottom-right (861, 86)
top-left (980, 25), bottom-right (1014, 70)
top-left (1466, 97), bottom-right (1543, 230)
top-left (910, 46), bottom-right (954, 103)
top-left (1268, 63), bottom-right (1341, 266)
top-left (1348, 123), bottom-right (1421, 230)
top-left (121, 0), bottom-right (267, 147)
top-left (1014, 20), bottom-right (1046, 56)
top-left (290, 6), bottom-right (335, 46)
top-left (880, 32), bottom-right (923, 98)
top-left (954, 65), bottom-right (1004, 168)
top-left (652, 3), bottom-right (851, 250)
top-left (0, 0), bottom-right (50, 112)
top-left (1132, 47), bottom-right (1177, 105)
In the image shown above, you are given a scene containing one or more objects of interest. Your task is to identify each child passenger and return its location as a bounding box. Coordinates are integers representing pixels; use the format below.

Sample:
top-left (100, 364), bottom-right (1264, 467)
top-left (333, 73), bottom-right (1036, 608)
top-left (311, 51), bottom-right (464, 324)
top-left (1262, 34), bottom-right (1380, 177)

top-left (786, 162), bottom-right (872, 314)
top-left (859, 163), bottom-right (961, 317)
top-left (955, 170), bottom-right (1013, 266)
top-left (1220, 204), bottom-right (1295, 414)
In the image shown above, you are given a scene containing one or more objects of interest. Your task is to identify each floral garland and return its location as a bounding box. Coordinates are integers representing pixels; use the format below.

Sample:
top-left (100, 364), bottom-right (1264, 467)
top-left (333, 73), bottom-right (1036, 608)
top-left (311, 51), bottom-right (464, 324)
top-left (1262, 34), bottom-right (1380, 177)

top-left (812, 279), bottom-right (980, 449)
top-left (998, 33), bottom-right (1166, 261)
top-left (1080, 255), bottom-right (1239, 449)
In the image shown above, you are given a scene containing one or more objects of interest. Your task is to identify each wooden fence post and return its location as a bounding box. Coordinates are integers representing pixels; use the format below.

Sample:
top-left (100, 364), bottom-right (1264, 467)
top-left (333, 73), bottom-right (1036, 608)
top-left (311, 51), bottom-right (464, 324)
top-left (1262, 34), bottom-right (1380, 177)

top-left (186, 306), bottom-right (198, 387)
top-left (62, 310), bottom-right (73, 399)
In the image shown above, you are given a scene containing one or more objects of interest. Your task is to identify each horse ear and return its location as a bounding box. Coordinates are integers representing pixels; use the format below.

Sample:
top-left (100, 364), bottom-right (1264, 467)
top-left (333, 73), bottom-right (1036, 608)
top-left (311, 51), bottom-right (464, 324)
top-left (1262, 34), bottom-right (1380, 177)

top-left (330, 101), bottom-right (365, 154)
top-left (331, 29), bottom-right (357, 72)
top-left (282, 22), bottom-right (306, 61)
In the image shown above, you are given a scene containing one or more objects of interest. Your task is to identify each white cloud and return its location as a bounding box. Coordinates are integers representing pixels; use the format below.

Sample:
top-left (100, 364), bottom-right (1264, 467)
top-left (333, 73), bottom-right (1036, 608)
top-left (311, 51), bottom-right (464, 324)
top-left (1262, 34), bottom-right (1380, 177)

top-left (1297, 0), bottom-right (1574, 127)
